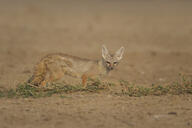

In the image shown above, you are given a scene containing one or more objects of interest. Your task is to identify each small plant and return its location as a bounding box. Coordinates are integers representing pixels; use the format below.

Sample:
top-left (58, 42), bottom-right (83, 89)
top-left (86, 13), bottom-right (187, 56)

top-left (120, 80), bottom-right (151, 97)
top-left (0, 90), bottom-right (5, 97)
top-left (7, 89), bottom-right (17, 98)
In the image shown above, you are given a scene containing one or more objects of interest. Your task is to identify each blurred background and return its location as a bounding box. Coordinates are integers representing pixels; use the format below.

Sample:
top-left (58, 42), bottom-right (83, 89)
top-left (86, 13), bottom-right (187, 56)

top-left (0, 0), bottom-right (192, 88)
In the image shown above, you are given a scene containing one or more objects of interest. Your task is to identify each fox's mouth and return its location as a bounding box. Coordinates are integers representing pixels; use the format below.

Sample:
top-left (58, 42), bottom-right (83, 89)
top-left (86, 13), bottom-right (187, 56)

top-left (108, 67), bottom-right (114, 70)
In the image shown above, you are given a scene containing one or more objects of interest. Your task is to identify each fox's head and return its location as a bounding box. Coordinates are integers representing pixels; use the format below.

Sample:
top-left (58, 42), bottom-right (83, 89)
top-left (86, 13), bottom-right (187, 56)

top-left (102, 45), bottom-right (124, 71)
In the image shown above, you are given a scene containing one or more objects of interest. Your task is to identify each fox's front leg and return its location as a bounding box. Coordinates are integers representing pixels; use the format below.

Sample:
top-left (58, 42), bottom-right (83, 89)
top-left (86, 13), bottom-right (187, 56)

top-left (81, 74), bottom-right (88, 88)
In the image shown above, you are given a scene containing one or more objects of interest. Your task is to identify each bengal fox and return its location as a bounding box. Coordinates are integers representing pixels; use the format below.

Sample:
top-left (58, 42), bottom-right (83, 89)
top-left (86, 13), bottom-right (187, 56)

top-left (28, 45), bottom-right (124, 87)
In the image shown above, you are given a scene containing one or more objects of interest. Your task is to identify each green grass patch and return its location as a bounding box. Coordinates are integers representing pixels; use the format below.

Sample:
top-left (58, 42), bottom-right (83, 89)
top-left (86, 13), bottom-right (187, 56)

top-left (0, 78), bottom-right (112, 98)
top-left (119, 76), bottom-right (192, 97)
top-left (0, 76), bottom-right (192, 98)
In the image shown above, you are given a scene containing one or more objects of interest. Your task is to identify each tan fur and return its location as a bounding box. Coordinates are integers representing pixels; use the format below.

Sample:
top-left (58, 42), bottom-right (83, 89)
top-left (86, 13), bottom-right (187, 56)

top-left (28, 45), bottom-right (124, 87)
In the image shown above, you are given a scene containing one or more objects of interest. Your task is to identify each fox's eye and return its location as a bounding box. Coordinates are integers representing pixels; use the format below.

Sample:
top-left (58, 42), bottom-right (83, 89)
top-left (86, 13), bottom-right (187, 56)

top-left (113, 62), bottom-right (118, 65)
top-left (106, 61), bottom-right (110, 65)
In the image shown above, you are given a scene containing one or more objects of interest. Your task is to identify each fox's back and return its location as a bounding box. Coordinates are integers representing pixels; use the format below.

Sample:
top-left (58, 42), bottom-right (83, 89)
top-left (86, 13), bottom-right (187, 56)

top-left (41, 53), bottom-right (97, 75)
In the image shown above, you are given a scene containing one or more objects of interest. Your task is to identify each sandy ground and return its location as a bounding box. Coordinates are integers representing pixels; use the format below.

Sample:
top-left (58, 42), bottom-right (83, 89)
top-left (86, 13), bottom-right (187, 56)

top-left (0, 0), bottom-right (192, 128)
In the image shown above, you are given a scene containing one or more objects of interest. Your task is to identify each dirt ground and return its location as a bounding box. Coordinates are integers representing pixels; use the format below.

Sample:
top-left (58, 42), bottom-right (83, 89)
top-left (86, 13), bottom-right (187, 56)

top-left (0, 0), bottom-right (192, 128)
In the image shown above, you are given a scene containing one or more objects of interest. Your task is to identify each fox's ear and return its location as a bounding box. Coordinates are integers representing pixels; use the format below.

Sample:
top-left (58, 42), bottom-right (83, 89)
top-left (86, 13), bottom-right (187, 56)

top-left (102, 45), bottom-right (109, 60)
top-left (115, 47), bottom-right (124, 61)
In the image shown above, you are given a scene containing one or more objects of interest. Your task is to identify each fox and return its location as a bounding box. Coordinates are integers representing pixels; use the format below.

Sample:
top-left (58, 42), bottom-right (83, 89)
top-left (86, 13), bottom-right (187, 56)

top-left (28, 45), bottom-right (124, 87)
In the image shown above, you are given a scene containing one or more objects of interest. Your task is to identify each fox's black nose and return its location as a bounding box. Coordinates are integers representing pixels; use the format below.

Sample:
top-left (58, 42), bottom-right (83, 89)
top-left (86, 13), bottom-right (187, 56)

top-left (110, 67), bottom-right (114, 70)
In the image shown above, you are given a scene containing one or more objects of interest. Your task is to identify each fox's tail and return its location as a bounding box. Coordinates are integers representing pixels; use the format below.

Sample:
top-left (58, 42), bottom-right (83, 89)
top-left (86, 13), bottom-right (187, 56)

top-left (28, 61), bottom-right (47, 86)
